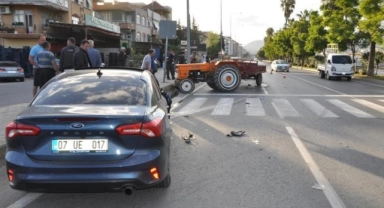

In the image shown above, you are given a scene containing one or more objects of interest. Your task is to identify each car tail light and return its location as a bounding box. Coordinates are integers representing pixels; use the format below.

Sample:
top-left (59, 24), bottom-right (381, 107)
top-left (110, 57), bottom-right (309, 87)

top-left (17, 68), bottom-right (24, 73)
top-left (5, 122), bottom-right (41, 139)
top-left (7, 169), bottom-right (14, 182)
top-left (116, 117), bottom-right (163, 138)
top-left (0, 68), bottom-right (5, 72)
top-left (150, 167), bottom-right (159, 180)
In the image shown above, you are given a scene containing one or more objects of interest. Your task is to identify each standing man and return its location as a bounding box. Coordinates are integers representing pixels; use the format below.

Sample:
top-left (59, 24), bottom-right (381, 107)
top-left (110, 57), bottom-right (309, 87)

top-left (36, 41), bottom-right (60, 88)
top-left (141, 49), bottom-right (155, 72)
top-left (29, 34), bottom-right (46, 96)
top-left (87, 40), bottom-right (102, 67)
top-left (73, 39), bottom-right (91, 69)
top-left (166, 49), bottom-right (175, 80)
top-left (59, 37), bottom-right (77, 72)
top-left (177, 49), bottom-right (186, 64)
top-left (118, 47), bottom-right (128, 67)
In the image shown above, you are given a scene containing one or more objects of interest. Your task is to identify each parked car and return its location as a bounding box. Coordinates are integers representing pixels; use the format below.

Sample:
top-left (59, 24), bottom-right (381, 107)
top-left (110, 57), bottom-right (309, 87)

top-left (5, 67), bottom-right (172, 194)
top-left (271, 60), bottom-right (290, 72)
top-left (0, 61), bottom-right (24, 82)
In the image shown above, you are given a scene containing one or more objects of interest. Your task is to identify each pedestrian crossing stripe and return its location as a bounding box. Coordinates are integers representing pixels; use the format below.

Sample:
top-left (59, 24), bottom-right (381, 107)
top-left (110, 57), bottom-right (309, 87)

top-left (173, 97), bottom-right (382, 119)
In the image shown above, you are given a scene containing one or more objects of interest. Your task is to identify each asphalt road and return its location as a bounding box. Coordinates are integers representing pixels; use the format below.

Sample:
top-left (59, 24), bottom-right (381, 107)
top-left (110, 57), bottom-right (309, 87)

top-left (1, 63), bottom-right (384, 208)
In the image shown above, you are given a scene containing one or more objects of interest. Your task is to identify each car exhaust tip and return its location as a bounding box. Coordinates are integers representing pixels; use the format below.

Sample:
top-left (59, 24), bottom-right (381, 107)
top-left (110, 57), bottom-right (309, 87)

top-left (124, 187), bottom-right (133, 196)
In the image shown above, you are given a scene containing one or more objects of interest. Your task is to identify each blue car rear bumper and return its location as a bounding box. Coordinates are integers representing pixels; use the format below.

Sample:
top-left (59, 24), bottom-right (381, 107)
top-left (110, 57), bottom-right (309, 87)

top-left (6, 149), bottom-right (169, 192)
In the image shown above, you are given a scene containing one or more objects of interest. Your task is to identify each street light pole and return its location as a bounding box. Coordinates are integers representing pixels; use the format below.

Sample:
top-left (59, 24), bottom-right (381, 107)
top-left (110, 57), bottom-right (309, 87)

top-left (220, 0), bottom-right (223, 57)
top-left (186, 0), bottom-right (191, 63)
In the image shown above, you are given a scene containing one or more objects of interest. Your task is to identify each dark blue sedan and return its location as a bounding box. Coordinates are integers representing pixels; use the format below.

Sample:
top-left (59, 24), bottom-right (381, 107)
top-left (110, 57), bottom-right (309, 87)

top-left (5, 67), bottom-right (172, 195)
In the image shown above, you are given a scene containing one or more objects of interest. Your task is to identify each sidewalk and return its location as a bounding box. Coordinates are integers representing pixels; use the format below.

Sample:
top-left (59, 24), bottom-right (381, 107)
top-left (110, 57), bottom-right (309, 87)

top-left (0, 67), bottom-right (178, 159)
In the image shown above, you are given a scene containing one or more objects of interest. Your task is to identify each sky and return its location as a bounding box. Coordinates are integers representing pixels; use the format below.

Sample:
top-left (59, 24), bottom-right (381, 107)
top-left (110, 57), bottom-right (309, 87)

top-left (125, 0), bottom-right (322, 46)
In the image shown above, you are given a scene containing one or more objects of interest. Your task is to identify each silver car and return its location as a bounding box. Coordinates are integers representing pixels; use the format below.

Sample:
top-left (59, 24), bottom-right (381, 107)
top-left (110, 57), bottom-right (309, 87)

top-left (0, 61), bottom-right (24, 82)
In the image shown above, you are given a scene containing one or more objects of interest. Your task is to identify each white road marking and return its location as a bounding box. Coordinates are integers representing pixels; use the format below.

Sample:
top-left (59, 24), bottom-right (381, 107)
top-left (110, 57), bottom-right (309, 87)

top-left (212, 98), bottom-right (234, 115)
top-left (246, 98), bottom-right (266, 116)
top-left (289, 74), bottom-right (347, 95)
top-left (328, 99), bottom-right (375, 118)
top-left (171, 83), bottom-right (207, 110)
top-left (353, 80), bottom-right (384, 88)
top-left (193, 93), bottom-right (384, 98)
top-left (262, 87), bottom-right (269, 95)
top-left (178, 97), bottom-right (208, 114)
top-left (352, 99), bottom-right (384, 113)
top-left (6, 193), bottom-right (43, 208)
top-left (300, 99), bottom-right (339, 118)
top-left (272, 99), bottom-right (300, 118)
top-left (285, 127), bottom-right (346, 208)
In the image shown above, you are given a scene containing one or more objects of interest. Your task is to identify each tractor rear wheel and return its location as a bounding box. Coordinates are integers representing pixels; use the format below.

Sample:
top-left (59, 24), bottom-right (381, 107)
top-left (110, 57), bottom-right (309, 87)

top-left (256, 74), bottom-right (263, 86)
top-left (207, 80), bottom-right (218, 90)
top-left (213, 65), bottom-right (241, 92)
top-left (178, 79), bottom-right (195, 94)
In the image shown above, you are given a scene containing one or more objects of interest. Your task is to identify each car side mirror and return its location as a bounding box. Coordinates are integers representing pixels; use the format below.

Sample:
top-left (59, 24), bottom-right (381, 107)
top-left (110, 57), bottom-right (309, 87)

top-left (327, 60), bottom-right (331, 64)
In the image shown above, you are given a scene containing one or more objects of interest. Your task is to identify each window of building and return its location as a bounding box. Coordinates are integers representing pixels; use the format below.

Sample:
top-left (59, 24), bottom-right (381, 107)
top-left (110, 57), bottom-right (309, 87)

top-left (136, 32), bottom-right (141, 42)
top-left (13, 10), bottom-right (25, 24)
top-left (136, 15), bottom-right (140, 25)
top-left (126, 15), bottom-right (132, 23)
top-left (142, 17), bottom-right (146, 26)
top-left (147, 34), bottom-right (151, 42)
top-left (101, 12), bottom-right (112, 22)
top-left (72, 16), bottom-right (79, 24)
top-left (142, 33), bottom-right (146, 42)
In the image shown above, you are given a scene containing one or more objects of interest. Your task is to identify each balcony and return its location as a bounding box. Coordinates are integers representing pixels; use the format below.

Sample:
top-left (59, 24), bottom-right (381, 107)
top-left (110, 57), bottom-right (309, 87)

top-left (0, 0), bottom-right (69, 12)
top-left (0, 23), bottom-right (47, 38)
top-left (112, 21), bottom-right (135, 30)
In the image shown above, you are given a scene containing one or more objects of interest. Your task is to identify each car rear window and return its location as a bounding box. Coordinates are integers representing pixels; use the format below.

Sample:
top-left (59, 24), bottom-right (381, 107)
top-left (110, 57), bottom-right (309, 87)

top-left (276, 60), bottom-right (287, 64)
top-left (32, 75), bottom-right (147, 106)
top-left (332, 56), bottom-right (352, 64)
top-left (0, 62), bottom-right (20, 67)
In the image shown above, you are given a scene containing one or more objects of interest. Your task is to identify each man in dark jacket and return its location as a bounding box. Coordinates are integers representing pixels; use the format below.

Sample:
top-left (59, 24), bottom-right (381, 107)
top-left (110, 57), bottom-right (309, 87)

top-left (177, 50), bottom-right (186, 64)
top-left (118, 47), bottom-right (128, 66)
top-left (59, 37), bottom-right (77, 72)
top-left (73, 39), bottom-right (91, 69)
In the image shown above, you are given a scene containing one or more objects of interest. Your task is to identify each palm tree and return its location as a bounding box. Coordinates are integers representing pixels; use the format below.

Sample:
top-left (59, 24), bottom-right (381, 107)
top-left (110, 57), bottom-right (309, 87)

top-left (280, 0), bottom-right (296, 27)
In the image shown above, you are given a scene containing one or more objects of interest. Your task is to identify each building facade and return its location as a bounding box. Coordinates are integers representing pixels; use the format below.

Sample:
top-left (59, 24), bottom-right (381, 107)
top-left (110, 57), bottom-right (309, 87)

top-left (0, 0), bottom-right (95, 48)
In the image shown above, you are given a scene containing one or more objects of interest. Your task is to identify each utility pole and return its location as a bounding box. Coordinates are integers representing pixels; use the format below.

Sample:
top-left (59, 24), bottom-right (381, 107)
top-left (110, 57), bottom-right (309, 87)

top-left (186, 0), bottom-right (191, 63)
top-left (220, 0), bottom-right (223, 57)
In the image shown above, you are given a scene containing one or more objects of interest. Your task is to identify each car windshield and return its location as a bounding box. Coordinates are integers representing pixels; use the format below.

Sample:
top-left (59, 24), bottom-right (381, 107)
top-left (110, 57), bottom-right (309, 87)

top-left (332, 56), bottom-right (352, 64)
top-left (0, 62), bottom-right (20, 67)
top-left (276, 60), bottom-right (287, 64)
top-left (32, 74), bottom-right (147, 106)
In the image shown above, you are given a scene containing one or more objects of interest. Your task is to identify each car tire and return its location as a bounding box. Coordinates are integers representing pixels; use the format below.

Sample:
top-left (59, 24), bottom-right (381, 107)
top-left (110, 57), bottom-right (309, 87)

top-left (347, 76), bottom-right (352, 81)
top-left (326, 73), bottom-right (331, 80)
top-left (158, 174), bottom-right (171, 188)
top-left (256, 73), bottom-right (263, 87)
top-left (320, 71), bottom-right (325, 79)
top-left (20, 78), bottom-right (25, 82)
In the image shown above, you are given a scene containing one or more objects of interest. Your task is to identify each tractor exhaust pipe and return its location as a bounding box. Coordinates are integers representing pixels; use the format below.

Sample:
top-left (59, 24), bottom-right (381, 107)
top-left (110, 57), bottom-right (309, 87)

top-left (123, 187), bottom-right (133, 196)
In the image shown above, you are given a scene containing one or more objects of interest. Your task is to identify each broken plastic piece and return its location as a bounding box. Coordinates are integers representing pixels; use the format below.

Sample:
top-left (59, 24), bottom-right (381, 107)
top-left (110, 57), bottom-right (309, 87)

top-left (312, 184), bottom-right (325, 190)
top-left (230, 131), bottom-right (245, 137)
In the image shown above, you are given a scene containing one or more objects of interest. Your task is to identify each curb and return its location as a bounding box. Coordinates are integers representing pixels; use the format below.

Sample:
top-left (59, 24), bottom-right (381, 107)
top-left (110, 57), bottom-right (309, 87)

top-left (0, 85), bottom-right (179, 161)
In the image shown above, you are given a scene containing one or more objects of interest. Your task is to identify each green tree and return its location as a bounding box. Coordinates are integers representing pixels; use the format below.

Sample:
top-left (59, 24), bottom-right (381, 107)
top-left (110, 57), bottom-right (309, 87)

top-left (281, 0), bottom-right (296, 27)
top-left (191, 17), bottom-right (201, 45)
top-left (206, 32), bottom-right (220, 58)
top-left (305, 11), bottom-right (328, 56)
top-left (359, 0), bottom-right (384, 76)
top-left (321, 0), bottom-right (369, 66)
top-left (256, 47), bottom-right (266, 59)
top-left (291, 10), bottom-right (314, 65)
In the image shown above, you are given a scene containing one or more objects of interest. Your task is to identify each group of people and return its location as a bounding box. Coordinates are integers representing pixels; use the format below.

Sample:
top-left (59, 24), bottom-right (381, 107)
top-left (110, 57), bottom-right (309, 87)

top-left (29, 35), bottom-right (103, 96)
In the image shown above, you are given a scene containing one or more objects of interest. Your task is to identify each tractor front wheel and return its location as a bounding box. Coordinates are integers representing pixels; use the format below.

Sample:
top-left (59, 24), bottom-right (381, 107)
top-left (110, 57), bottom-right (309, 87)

top-left (178, 79), bottom-right (195, 94)
top-left (213, 65), bottom-right (241, 92)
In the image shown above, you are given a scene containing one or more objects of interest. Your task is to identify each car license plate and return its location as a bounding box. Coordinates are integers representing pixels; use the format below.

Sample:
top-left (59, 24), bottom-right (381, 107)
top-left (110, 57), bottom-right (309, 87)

top-left (52, 139), bottom-right (108, 153)
top-left (7, 71), bottom-right (17, 73)
top-left (342, 72), bottom-right (346, 75)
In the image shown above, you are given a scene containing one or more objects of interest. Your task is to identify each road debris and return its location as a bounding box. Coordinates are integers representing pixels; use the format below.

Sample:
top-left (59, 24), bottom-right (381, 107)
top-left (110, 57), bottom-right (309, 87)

top-left (182, 133), bottom-right (194, 144)
top-left (252, 140), bottom-right (260, 144)
top-left (312, 184), bottom-right (325, 190)
top-left (227, 131), bottom-right (246, 137)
